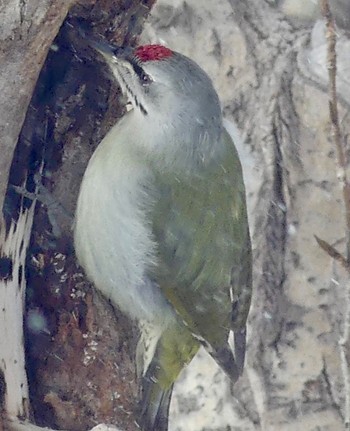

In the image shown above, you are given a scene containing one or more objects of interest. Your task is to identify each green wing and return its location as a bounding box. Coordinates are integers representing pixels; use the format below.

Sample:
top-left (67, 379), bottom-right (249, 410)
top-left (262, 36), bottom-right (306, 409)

top-left (149, 128), bottom-right (252, 351)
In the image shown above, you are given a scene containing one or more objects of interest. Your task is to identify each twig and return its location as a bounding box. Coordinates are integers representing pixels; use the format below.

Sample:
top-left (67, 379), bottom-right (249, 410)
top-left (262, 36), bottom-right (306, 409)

top-left (314, 235), bottom-right (348, 268)
top-left (319, 2), bottom-right (350, 428)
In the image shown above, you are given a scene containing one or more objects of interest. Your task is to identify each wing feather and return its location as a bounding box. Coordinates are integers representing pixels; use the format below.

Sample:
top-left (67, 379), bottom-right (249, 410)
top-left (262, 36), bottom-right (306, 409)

top-left (149, 127), bottom-right (252, 352)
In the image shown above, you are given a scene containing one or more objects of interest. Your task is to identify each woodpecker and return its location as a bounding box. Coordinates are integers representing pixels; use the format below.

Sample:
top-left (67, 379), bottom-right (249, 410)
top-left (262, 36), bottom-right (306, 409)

top-left (74, 37), bottom-right (252, 431)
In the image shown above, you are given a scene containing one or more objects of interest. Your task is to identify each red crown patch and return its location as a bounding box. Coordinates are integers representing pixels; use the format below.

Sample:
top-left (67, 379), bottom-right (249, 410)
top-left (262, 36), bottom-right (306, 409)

top-left (134, 45), bottom-right (173, 62)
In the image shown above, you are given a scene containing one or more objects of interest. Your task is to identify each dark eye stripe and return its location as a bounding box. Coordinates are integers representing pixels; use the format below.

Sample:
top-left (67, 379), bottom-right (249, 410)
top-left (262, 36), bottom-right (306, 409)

top-left (130, 60), bottom-right (151, 84)
top-left (119, 72), bottom-right (148, 116)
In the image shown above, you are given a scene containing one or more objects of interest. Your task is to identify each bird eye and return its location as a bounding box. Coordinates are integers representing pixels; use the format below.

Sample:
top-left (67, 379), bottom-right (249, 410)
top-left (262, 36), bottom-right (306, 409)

top-left (130, 60), bottom-right (153, 86)
top-left (140, 72), bottom-right (152, 86)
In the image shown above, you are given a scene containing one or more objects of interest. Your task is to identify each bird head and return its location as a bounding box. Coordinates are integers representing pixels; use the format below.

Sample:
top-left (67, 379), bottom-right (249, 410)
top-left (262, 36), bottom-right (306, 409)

top-left (88, 37), bottom-right (223, 170)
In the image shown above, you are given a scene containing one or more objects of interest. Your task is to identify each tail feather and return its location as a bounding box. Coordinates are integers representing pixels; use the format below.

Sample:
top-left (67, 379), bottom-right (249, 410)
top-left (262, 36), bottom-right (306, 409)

top-left (137, 363), bottom-right (174, 431)
top-left (136, 322), bottom-right (199, 430)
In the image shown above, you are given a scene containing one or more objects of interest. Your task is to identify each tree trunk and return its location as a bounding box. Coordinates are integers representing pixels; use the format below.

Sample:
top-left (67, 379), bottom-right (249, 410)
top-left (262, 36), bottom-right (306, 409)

top-left (0, 0), bottom-right (73, 213)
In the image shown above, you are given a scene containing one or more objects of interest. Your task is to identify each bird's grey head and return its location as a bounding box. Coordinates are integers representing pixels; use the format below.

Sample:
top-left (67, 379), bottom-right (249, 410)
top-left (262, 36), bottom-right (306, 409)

top-left (91, 39), bottom-right (224, 170)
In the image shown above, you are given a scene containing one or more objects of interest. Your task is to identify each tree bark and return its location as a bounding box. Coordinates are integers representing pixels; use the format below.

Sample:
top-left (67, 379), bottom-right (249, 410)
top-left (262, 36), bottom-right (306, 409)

top-left (0, 2), bottom-right (72, 427)
top-left (0, 0), bottom-right (73, 214)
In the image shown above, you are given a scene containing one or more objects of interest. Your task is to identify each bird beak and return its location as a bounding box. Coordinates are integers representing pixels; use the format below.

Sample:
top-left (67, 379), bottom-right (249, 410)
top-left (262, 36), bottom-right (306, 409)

top-left (86, 36), bottom-right (132, 62)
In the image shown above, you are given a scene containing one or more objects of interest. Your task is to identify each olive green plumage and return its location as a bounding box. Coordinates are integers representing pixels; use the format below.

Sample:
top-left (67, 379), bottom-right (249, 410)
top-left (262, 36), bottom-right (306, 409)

top-left (139, 127), bottom-right (252, 428)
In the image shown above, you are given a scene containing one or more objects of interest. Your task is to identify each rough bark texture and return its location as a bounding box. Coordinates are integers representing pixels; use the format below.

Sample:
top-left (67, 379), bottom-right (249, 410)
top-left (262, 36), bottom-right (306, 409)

top-left (0, 0), bottom-right (74, 214)
top-left (141, 1), bottom-right (350, 430)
